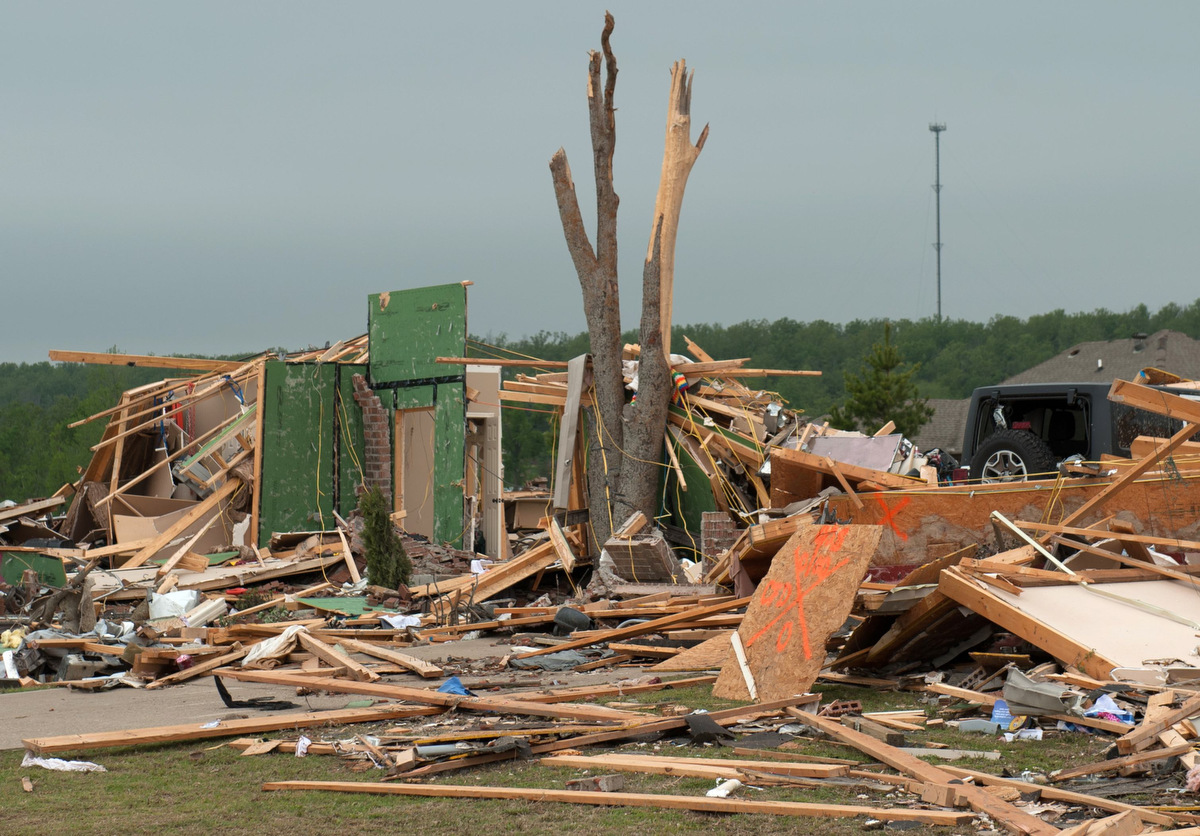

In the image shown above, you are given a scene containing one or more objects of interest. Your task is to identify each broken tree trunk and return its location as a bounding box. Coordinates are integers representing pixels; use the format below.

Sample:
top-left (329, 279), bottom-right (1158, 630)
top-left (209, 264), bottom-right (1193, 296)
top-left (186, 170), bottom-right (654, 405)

top-left (549, 14), bottom-right (705, 550)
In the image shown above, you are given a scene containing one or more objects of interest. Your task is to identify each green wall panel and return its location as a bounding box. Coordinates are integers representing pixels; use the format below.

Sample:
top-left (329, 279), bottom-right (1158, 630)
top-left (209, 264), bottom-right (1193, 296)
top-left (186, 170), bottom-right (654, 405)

top-left (336, 364), bottom-right (369, 516)
top-left (258, 361), bottom-right (369, 544)
top-left (433, 382), bottom-right (466, 548)
top-left (368, 283), bottom-right (467, 384)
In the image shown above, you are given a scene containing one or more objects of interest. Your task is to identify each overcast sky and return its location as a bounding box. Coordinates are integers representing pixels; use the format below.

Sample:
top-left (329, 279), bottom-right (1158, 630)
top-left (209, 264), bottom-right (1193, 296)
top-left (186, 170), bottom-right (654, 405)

top-left (3, 3), bottom-right (1198, 364)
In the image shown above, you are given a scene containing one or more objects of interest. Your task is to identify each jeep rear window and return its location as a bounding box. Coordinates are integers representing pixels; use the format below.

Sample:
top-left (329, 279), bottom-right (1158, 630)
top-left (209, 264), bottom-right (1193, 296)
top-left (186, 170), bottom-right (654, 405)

top-left (1112, 403), bottom-right (1191, 453)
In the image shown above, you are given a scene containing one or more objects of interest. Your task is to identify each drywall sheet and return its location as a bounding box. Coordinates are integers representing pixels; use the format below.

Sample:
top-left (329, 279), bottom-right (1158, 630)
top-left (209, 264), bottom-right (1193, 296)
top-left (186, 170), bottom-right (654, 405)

top-left (987, 579), bottom-right (1200, 670)
top-left (714, 524), bottom-right (881, 701)
top-left (367, 283), bottom-right (467, 385)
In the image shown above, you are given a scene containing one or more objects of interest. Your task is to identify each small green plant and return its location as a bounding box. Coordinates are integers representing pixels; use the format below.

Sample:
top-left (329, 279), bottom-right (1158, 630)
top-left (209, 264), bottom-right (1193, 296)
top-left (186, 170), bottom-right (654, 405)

top-left (359, 485), bottom-right (410, 589)
top-left (258, 605), bottom-right (293, 624)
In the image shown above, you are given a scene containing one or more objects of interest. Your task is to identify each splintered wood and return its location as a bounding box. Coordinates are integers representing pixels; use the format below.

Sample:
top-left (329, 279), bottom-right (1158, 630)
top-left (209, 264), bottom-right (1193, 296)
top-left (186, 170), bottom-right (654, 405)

top-left (713, 524), bottom-right (881, 701)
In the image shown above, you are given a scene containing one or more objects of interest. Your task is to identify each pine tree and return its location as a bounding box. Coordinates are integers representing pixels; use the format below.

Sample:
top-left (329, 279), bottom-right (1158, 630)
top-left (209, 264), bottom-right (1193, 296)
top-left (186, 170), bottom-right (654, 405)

top-left (828, 322), bottom-right (934, 437)
top-left (358, 486), bottom-right (410, 589)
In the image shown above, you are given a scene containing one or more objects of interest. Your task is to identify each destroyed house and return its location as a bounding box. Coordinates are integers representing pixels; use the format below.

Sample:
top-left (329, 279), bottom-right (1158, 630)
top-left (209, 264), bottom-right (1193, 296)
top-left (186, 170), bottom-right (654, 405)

top-left (51, 281), bottom-right (503, 572)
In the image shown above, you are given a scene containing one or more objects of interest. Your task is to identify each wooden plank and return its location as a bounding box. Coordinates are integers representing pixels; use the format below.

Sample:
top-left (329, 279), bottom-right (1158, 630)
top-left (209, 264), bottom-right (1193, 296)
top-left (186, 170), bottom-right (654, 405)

top-left (1017, 520), bottom-right (1200, 554)
top-left (261, 781), bottom-right (970, 824)
top-left (0, 496), bottom-right (66, 524)
top-left (1116, 693), bottom-right (1200, 755)
top-left (771, 446), bottom-right (917, 491)
top-left (121, 479), bottom-right (240, 569)
top-left (437, 356), bottom-right (569, 369)
top-left (215, 669), bottom-right (650, 724)
top-left (143, 644), bottom-right (247, 690)
top-left (332, 636), bottom-right (442, 678)
top-left (823, 457), bottom-right (864, 509)
top-left (1051, 742), bottom-right (1194, 782)
top-left (49, 350), bottom-right (243, 372)
top-left (295, 632), bottom-right (380, 682)
top-left (542, 753), bottom-right (850, 779)
top-left (514, 596), bottom-right (751, 660)
top-left (942, 766), bottom-right (1175, 826)
top-left (155, 515), bottom-right (220, 578)
top-left (1148, 691), bottom-right (1200, 772)
top-left (334, 524), bottom-right (361, 584)
top-left (793, 709), bottom-right (1059, 836)
top-left (395, 695), bottom-right (821, 780)
top-left (23, 703), bottom-right (441, 755)
top-left (546, 518), bottom-right (577, 573)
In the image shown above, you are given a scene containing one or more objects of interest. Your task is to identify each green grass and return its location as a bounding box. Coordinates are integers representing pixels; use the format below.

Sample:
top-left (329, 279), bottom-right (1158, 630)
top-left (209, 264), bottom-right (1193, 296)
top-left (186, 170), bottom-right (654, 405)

top-left (0, 681), bottom-right (1123, 835)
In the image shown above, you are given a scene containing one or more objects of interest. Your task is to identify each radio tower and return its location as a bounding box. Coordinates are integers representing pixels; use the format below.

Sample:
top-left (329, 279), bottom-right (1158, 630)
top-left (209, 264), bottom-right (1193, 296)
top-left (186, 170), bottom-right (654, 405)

top-left (929, 122), bottom-right (946, 321)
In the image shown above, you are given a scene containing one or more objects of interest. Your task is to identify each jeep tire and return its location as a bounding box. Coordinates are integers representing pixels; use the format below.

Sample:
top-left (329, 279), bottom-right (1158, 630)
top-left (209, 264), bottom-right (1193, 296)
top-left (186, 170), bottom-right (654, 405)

top-left (969, 429), bottom-right (1057, 483)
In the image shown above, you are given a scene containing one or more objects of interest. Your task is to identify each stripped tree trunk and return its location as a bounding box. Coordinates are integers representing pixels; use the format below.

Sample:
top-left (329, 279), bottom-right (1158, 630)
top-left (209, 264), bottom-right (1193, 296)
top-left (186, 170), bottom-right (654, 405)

top-left (549, 13), bottom-right (706, 553)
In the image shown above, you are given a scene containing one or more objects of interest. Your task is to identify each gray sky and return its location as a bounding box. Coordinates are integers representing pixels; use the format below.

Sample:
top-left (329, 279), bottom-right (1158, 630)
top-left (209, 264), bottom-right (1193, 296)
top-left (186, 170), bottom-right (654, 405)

top-left (3, 3), bottom-right (1198, 364)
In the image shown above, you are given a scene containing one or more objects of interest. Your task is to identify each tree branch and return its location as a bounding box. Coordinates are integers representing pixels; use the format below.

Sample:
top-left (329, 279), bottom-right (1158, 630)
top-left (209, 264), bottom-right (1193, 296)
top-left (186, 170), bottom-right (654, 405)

top-left (549, 149), bottom-right (597, 281)
top-left (647, 60), bottom-right (707, 357)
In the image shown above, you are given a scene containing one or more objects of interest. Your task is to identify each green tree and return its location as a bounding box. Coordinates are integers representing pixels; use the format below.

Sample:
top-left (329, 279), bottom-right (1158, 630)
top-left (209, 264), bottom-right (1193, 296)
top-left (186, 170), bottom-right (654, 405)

top-left (828, 322), bottom-right (934, 437)
top-left (358, 486), bottom-right (410, 589)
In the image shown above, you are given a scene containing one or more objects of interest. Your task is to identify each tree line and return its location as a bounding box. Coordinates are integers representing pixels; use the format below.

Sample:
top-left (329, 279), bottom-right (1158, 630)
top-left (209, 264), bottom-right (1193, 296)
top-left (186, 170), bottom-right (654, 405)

top-left (3, 298), bottom-right (1200, 501)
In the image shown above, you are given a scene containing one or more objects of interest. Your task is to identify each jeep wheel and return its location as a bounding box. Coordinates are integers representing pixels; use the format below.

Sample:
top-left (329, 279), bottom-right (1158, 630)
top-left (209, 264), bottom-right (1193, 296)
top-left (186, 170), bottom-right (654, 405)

top-left (969, 429), bottom-right (1057, 483)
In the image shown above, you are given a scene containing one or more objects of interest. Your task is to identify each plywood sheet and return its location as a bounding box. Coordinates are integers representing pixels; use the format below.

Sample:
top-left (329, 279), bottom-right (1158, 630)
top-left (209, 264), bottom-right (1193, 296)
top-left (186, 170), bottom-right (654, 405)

top-left (714, 524), bottom-right (881, 701)
top-left (650, 632), bottom-right (732, 672)
top-left (824, 472), bottom-right (1200, 566)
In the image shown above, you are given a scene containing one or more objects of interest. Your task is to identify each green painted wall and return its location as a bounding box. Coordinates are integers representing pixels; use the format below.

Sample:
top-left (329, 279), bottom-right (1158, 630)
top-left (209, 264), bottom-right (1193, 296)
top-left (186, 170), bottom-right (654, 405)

top-left (368, 283), bottom-right (468, 385)
top-left (367, 284), bottom-right (469, 550)
top-left (258, 361), bottom-right (367, 544)
top-left (433, 381), bottom-right (466, 549)
top-left (661, 436), bottom-right (718, 553)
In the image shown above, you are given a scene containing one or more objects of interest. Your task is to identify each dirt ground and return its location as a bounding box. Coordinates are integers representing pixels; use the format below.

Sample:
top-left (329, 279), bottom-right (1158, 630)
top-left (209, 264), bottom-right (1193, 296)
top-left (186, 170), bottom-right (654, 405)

top-left (1, 637), bottom-right (651, 751)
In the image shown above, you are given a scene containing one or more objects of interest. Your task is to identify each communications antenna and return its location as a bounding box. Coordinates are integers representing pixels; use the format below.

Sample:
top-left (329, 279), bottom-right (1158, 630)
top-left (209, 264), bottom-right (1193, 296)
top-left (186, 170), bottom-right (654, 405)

top-left (929, 122), bottom-right (946, 321)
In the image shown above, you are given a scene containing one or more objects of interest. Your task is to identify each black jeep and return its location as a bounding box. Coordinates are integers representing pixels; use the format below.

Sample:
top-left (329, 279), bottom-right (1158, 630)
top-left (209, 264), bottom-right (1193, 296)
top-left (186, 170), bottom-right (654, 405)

top-left (961, 382), bottom-right (1194, 482)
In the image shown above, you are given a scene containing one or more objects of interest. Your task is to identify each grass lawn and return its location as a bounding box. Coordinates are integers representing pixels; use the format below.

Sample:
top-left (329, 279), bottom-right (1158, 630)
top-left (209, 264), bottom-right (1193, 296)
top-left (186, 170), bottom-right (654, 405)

top-left (0, 681), bottom-right (1120, 836)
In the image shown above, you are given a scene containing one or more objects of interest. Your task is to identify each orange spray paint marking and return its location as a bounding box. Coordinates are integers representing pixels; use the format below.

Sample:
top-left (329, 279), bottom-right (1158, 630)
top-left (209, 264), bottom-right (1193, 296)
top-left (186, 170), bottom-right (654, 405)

top-left (745, 525), bottom-right (852, 660)
top-left (874, 493), bottom-right (911, 541)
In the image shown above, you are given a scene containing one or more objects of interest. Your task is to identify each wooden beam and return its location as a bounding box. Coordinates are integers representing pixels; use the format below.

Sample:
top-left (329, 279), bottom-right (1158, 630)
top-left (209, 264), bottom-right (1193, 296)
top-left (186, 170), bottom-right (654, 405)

top-left (143, 644), bottom-right (247, 690)
top-left (542, 753), bottom-right (849, 779)
top-left (942, 766), bottom-right (1175, 826)
top-left (792, 709), bottom-right (1060, 836)
top-left (514, 596), bottom-right (750, 659)
top-left (49, 350), bottom-right (244, 373)
top-left (295, 632), bottom-right (380, 682)
top-left (1017, 520), bottom-right (1200, 554)
top-left (437, 356), bottom-right (569, 369)
top-left (214, 669), bottom-right (649, 724)
top-left (261, 781), bottom-right (971, 824)
top-left (1051, 742), bottom-right (1194, 782)
top-left (23, 703), bottom-right (441, 755)
top-left (326, 636), bottom-right (441, 679)
top-left (0, 496), bottom-right (66, 524)
top-left (1115, 693), bottom-right (1200, 755)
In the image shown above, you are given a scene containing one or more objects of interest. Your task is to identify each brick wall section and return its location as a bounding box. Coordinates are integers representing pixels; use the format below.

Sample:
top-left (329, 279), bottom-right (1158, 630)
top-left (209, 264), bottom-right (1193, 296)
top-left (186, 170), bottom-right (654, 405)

top-left (701, 511), bottom-right (739, 562)
top-left (352, 373), bottom-right (392, 506)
